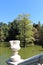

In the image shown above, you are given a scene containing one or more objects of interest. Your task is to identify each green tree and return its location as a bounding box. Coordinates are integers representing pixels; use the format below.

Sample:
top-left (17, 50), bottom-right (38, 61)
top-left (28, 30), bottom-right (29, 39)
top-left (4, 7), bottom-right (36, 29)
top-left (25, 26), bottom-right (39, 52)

top-left (8, 20), bottom-right (20, 41)
top-left (39, 24), bottom-right (43, 47)
top-left (33, 24), bottom-right (39, 44)
top-left (17, 14), bottom-right (34, 47)
top-left (33, 22), bottom-right (43, 46)
top-left (0, 22), bottom-right (8, 41)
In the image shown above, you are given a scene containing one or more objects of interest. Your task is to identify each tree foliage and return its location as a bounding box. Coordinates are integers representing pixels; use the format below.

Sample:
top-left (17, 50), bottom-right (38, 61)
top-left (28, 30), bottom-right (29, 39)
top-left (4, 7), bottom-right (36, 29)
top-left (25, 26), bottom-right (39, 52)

top-left (17, 14), bottom-right (34, 47)
top-left (0, 14), bottom-right (43, 47)
top-left (33, 21), bottom-right (43, 47)
top-left (7, 20), bottom-right (20, 41)
top-left (0, 22), bottom-right (9, 41)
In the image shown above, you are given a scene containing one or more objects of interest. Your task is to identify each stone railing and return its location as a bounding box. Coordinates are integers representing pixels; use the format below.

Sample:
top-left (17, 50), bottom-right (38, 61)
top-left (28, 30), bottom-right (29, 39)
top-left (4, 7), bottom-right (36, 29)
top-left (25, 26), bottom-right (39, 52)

top-left (6, 40), bottom-right (43, 65)
top-left (18, 53), bottom-right (43, 65)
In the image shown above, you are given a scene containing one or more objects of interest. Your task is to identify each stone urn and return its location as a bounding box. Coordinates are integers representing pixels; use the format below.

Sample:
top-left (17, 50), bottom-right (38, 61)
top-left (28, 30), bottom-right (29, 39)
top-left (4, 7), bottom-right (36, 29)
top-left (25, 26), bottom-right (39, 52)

top-left (6, 40), bottom-right (24, 65)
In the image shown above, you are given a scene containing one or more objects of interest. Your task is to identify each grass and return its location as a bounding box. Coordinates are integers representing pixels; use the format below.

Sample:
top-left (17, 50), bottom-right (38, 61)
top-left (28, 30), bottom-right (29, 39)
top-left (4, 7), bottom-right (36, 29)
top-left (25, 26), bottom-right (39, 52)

top-left (0, 45), bottom-right (43, 65)
top-left (19, 45), bottom-right (43, 59)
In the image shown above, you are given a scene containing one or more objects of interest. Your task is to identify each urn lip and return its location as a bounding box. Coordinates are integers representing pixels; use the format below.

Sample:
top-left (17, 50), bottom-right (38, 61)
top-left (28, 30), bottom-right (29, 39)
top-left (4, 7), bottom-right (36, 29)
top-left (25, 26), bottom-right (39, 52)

top-left (9, 40), bottom-right (20, 42)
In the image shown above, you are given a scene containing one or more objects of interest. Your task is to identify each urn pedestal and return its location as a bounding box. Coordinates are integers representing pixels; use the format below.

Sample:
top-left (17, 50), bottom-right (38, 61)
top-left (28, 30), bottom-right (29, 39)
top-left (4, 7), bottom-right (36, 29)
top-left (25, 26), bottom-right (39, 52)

top-left (6, 40), bottom-right (24, 65)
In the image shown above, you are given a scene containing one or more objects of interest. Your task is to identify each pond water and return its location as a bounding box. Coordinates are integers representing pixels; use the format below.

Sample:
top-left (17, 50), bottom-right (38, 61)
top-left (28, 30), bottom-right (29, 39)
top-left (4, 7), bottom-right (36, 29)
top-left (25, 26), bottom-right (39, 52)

top-left (0, 47), bottom-right (12, 65)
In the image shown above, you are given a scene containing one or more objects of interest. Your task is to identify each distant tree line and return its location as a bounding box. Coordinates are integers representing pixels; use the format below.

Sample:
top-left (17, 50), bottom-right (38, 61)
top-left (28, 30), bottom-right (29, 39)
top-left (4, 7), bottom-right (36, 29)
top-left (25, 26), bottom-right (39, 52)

top-left (0, 14), bottom-right (43, 47)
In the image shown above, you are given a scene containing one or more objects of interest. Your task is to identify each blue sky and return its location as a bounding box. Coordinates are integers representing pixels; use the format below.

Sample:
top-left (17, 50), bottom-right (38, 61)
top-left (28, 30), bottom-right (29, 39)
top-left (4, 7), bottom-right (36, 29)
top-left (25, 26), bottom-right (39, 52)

top-left (0, 0), bottom-right (43, 24)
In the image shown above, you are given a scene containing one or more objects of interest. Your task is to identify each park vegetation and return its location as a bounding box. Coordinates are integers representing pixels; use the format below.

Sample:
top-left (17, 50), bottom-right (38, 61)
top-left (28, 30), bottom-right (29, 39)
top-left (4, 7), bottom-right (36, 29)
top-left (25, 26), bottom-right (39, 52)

top-left (0, 14), bottom-right (43, 47)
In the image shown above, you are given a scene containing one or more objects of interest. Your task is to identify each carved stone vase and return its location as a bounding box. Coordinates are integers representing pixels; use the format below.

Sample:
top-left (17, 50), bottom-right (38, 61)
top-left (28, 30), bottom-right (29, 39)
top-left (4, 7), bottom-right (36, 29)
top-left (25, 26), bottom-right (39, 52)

top-left (6, 40), bottom-right (24, 65)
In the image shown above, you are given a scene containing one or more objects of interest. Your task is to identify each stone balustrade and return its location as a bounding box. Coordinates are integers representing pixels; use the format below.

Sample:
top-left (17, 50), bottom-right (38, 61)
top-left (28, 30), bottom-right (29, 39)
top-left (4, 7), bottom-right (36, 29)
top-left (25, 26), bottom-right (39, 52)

top-left (18, 53), bottom-right (43, 65)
